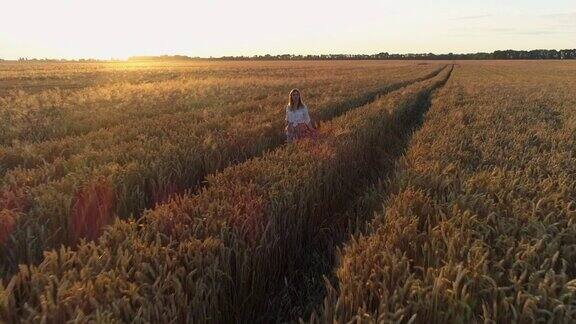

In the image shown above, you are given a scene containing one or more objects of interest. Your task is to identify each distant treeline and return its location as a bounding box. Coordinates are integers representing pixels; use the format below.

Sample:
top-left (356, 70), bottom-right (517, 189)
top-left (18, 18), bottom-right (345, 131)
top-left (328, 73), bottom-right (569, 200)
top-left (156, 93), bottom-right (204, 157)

top-left (6, 49), bottom-right (576, 62)
top-left (128, 55), bottom-right (203, 61)
top-left (130, 49), bottom-right (576, 61)
top-left (217, 50), bottom-right (576, 61)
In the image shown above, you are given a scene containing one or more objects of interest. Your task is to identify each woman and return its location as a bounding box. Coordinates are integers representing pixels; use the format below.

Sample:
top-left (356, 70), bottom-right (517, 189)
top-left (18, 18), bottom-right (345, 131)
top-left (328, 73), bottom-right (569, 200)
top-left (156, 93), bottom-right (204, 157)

top-left (285, 88), bottom-right (317, 142)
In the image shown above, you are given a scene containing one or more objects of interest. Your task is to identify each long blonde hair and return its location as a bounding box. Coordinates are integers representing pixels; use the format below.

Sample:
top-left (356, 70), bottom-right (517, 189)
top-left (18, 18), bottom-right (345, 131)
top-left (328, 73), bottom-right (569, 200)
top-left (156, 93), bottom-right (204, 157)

top-left (288, 88), bottom-right (305, 111)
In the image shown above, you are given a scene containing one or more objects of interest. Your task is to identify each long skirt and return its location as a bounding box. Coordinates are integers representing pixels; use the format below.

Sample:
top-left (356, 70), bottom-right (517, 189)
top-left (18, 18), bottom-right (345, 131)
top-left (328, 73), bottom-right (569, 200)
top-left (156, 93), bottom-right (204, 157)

top-left (286, 123), bottom-right (318, 142)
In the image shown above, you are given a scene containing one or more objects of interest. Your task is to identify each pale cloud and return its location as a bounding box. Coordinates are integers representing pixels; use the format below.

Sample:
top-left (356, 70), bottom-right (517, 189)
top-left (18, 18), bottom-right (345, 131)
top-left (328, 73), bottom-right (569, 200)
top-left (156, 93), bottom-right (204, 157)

top-left (452, 14), bottom-right (492, 20)
top-left (539, 12), bottom-right (576, 30)
top-left (540, 12), bottom-right (576, 21)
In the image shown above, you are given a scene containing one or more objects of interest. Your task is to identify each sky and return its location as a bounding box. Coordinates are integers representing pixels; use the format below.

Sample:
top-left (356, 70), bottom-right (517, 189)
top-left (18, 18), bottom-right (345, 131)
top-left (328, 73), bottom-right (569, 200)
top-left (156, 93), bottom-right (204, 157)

top-left (0, 0), bottom-right (574, 60)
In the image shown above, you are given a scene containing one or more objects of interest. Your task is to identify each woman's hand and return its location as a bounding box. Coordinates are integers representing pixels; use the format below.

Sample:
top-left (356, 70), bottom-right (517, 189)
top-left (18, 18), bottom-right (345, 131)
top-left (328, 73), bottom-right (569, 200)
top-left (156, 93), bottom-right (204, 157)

top-left (309, 112), bottom-right (319, 129)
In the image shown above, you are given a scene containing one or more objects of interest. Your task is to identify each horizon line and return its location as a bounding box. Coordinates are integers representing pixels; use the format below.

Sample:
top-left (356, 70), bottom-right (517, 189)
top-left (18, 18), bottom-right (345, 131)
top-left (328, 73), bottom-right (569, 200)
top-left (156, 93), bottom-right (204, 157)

top-left (2, 48), bottom-right (576, 62)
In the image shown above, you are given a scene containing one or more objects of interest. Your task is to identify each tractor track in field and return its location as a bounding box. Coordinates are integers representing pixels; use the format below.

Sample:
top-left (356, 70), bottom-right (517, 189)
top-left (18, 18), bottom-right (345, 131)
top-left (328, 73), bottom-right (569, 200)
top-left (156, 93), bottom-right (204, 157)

top-left (0, 66), bottom-right (449, 279)
top-left (267, 65), bottom-right (455, 323)
top-left (163, 65), bottom-right (450, 203)
top-left (0, 66), bottom-right (454, 324)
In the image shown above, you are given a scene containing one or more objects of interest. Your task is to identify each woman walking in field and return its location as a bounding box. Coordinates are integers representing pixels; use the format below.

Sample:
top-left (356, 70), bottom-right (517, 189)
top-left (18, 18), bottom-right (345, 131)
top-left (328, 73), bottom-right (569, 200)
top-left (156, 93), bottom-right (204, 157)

top-left (285, 88), bottom-right (318, 142)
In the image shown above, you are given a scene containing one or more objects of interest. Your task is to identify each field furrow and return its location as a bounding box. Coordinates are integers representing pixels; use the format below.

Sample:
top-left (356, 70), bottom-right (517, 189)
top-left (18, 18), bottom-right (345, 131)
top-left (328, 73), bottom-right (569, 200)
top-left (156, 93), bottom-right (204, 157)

top-left (310, 61), bottom-right (576, 323)
top-left (0, 63), bottom-right (429, 147)
top-left (0, 67), bottom-right (452, 323)
top-left (0, 65), bottom-right (445, 277)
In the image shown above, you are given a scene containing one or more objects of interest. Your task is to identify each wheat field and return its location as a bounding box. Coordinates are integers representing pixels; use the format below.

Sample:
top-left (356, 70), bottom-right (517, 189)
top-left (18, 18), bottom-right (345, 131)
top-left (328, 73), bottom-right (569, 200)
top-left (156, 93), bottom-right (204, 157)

top-left (0, 60), bottom-right (575, 323)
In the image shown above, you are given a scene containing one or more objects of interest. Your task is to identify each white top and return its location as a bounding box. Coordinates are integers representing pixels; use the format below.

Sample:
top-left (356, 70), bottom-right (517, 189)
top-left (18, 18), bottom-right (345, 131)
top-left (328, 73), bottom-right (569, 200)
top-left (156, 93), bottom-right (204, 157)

top-left (286, 105), bottom-right (311, 126)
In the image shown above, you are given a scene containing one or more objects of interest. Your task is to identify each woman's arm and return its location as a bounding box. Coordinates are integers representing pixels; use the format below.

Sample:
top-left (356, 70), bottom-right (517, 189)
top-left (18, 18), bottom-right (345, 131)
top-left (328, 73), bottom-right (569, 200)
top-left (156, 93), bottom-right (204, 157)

top-left (304, 107), bottom-right (318, 129)
top-left (285, 106), bottom-right (295, 132)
